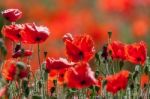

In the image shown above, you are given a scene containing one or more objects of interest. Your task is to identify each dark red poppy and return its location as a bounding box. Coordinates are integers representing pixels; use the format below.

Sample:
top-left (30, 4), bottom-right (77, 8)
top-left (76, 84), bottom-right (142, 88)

top-left (1, 24), bottom-right (24, 42)
top-left (64, 62), bottom-right (97, 89)
top-left (46, 57), bottom-right (74, 72)
top-left (126, 41), bottom-right (147, 65)
top-left (108, 41), bottom-right (127, 60)
top-left (19, 69), bottom-right (29, 79)
top-left (20, 23), bottom-right (50, 44)
top-left (1, 9), bottom-right (22, 22)
top-left (12, 49), bottom-right (32, 58)
top-left (64, 34), bottom-right (95, 62)
top-left (106, 70), bottom-right (129, 94)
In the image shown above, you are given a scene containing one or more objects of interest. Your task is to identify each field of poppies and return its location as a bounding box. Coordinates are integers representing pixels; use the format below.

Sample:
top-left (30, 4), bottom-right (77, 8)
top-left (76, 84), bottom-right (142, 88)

top-left (0, 0), bottom-right (150, 99)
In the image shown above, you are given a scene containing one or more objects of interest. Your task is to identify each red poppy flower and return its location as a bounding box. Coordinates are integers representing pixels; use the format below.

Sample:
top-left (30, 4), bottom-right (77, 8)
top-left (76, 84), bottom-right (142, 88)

top-left (106, 70), bottom-right (129, 94)
top-left (12, 49), bottom-right (32, 58)
top-left (1, 24), bottom-right (24, 42)
top-left (126, 41), bottom-right (147, 65)
top-left (140, 74), bottom-right (149, 88)
top-left (46, 57), bottom-right (74, 72)
top-left (2, 59), bottom-right (17, 81)
top-left (1, 9), bottom-right (22, 22)
top-left (20, 23), bottom-right (50, 44)
top-left (64, 34), bottom-right (95, 62)
top-left (2, 59), bottom-right (29, 81)
top-left (64, 62), bottom-right (97, 89)
top-left (108, 41), bottom-right (127, 60)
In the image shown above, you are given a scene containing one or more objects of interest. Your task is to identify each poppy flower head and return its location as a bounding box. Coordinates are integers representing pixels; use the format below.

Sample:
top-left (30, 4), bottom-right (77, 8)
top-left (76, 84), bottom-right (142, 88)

top-left (2, 59), bottom-right (29, 81)
top-left (126, 41), bottom-right (147, 65)
top-left (140, 74), bottom-right (149, 88)
top-left (108, 41), bottom-right (127, 60)
top-left (64, 62), bottom-right (97, 89)
top-left (2, 59), bottom-right (16, 81)
top-left (46, 57), bottom-right (74, 72)
top-left (12, 49), bottom-right (32, 58)
top-left (1, 24), bottom-right (24, 42)
top-left (64, 34), bottom-right (95, 62)
top-left (1, 9), bottom-right (22, 22)
top-left (106, 70), bottom-right (129, 94)
top-left (20, 23), bottom-right (50, 44)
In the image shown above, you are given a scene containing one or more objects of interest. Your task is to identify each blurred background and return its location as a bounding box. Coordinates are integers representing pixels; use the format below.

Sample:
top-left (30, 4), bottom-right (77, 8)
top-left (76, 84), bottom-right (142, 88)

top-left (0, 0), bottom-right (150, 71)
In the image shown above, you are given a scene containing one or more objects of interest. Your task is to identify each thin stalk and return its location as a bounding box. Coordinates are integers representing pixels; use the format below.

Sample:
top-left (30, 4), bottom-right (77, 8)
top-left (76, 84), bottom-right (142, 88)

top-left (37, 43), bottom-right (42, 75)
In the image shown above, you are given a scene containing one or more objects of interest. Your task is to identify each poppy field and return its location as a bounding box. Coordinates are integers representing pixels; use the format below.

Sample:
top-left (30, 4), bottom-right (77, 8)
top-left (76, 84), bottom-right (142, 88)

top-left (0, 0), bottom-right (150, 99)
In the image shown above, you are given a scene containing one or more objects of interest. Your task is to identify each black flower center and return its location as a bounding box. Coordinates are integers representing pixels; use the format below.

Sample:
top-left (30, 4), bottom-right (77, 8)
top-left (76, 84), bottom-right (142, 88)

top-left (36, 37), bottom-right (41, 42)
top-left (16, 33), bottom-right (21, 38)
top-left (136, 57), bottom-right (141, 62)
top-left (80, 80), bottom-right (86, 85)
top-left (78, 51), bottom-right (84, 59)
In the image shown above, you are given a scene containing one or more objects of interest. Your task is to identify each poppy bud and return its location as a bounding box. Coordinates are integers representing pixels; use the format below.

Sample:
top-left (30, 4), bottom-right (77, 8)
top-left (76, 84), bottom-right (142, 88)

top-left (16, 61), bottom-right (26, 70)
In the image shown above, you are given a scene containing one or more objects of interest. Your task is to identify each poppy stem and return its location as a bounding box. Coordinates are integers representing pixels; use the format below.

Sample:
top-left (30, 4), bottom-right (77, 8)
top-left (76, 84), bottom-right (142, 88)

top-left (37, 43), bottom-right (42, 75)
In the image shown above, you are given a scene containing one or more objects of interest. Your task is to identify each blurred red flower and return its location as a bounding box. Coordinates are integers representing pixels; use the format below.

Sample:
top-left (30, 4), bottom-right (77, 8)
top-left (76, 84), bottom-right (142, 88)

top-left (106, 70), bottom-right (129, 94)
top-left (132, 17), bottom-right (149, 37)
top-left (140, 73), bottom-right (149, 88)
top-left (108, 41), bottom-right (127, 60)
top-left (12, 49), bottom-right (32, 58)
top-left (64, 62), bottom-right (97, 89)
top-left (46, 57), bottom-right (74, 72)
top-left (1, 24), bottom-right (24, 42)
top-left (1, 9), bottom-right (22, 22)
top-left (2, 59), bottom-right (16, 81)
top-left (2, 59), bottom-right (29, 81)
top-left (20, 23), bottom-right (50, 44)
top-left (126, 41), bottom-right (147, 65)
top-left (98, 0), bottom-right (134, 13)
top-left (64, 34), bottom-right (95, 62)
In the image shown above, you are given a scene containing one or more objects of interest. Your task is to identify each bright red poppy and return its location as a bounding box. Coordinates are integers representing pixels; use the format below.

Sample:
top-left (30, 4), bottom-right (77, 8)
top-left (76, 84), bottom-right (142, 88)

top-left (20, 23), bottom-right (50, 44)
top-left (126, 41), bottom-right (147, 65)
top-left (106, 70), bottom-right (129, 94)
top-left (64, 62), bottom-right (97, 89)
top-left (1, 24), bottom-right (24, 42)
top-left (1, 9), bottom-right (22, 22)
top-left (12, 49), bottom-right (32, 58)
top-left (64, 34), bottom-right (95, 62)
top-left (46, 57), bottom-right (74, 72)
top-left (108, 41), bottom-right (127, 60)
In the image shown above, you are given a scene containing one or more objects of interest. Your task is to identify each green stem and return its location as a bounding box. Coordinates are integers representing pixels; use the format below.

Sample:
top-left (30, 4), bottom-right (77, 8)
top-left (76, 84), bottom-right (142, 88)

top-left (37, 43), bottom-right (42, 75)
